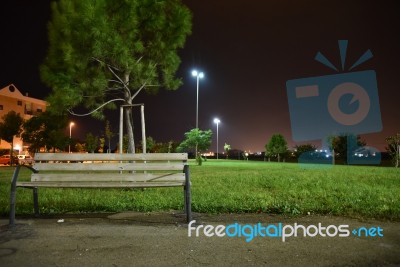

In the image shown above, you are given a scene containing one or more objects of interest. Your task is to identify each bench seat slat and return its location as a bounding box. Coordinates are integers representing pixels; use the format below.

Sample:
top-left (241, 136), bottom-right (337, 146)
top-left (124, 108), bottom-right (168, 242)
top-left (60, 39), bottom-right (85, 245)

top-left (31, 173), bottom-right (185, 182)
top-left (33, 162), bottom-right (185, 172)
top-left (34, 153), bottom-right (188, 162)
top-left (16, 181), bottom-right (185, 188)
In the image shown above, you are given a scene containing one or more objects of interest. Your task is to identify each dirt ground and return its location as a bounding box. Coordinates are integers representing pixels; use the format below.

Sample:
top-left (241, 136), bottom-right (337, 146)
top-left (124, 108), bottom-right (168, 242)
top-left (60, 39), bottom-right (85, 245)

top-left (1, 212), bottom-right (399, 267)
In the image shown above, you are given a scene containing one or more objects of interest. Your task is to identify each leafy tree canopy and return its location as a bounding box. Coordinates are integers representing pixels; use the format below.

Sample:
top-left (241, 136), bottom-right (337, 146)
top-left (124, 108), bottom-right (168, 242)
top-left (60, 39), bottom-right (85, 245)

top-left (177, 128), bottom-right (213, 154)
top-left (22, 111), bottom-right (69, 153)
top-left (327, 133), bottom-right (366, 163)
top-left (385, 133), bottom-right (400, 167)
top-left (85, 132), bottom-right (99, 153)
top-left (41, 0), bottom-right (192, 153)
top-left (265, 133), bottom-right (288, 162)
top-left (0, 111), bottom-right (24, 143)
top-left (41, 0), bottom-right (192, 115)
top-left (0, 111), bottom-right (24, 165)
top-left (294, 144), bottom-right (316, 158)
top-left (224, 143), bottom-right (231, 152)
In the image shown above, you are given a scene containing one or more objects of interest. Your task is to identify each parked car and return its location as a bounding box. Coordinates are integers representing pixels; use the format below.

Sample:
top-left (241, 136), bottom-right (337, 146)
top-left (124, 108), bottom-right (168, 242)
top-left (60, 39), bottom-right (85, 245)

top-left (17, 154), bottom-right (34, 165)
top-left (0, 155), bottom-right (18, 165)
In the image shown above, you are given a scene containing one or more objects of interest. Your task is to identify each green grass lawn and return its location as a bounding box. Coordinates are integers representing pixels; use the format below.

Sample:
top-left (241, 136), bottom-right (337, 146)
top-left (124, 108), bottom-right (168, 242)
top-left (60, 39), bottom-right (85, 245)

top-left (1, 160), bottom-right (399, 220)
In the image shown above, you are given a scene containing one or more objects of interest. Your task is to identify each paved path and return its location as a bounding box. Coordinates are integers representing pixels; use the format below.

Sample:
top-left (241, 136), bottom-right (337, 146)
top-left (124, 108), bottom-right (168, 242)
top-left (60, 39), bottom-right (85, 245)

top-left (1, 212), bottom-right (399, 266)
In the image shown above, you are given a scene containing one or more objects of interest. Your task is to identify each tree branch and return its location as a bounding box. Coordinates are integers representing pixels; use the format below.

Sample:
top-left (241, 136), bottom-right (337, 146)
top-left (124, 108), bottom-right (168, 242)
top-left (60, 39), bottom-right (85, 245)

top-left (68, 98), bottom-right (125, 117)
top-left (130, 83), bottom-right (146, 101)
top-left (106, 65), bottom-right (132, 99)
top-left (91, 57), bottom-right (120, 71)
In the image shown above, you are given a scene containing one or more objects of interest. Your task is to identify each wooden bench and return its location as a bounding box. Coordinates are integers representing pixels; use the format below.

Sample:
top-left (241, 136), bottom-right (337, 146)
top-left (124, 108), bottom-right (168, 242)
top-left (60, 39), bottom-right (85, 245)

top-left (9, 153), bottom-right (191, 226)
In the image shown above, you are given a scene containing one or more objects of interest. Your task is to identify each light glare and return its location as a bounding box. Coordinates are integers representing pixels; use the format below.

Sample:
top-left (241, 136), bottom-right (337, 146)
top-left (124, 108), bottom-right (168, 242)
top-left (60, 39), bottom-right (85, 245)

top-left (192, 70), bottom-right (204, 78)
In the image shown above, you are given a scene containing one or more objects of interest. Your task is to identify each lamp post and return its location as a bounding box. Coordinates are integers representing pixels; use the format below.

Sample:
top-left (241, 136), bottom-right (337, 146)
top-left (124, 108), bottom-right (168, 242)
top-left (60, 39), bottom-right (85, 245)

top-left (192, 70), bottom-right (204, 129)
top-left (69, 122), bottom-right (75, 153)
top-left (213, 118), bottom-right (220, 159)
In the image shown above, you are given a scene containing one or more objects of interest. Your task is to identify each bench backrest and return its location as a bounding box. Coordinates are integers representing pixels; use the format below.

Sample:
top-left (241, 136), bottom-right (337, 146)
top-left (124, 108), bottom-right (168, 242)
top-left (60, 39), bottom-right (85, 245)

top-left (31, 153), bottom-right (188, 185)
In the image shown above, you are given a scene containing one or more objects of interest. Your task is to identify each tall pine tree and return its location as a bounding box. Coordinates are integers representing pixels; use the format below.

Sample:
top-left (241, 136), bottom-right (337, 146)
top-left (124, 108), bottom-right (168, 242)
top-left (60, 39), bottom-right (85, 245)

top-left (41, 0), bottom-right (192, 152)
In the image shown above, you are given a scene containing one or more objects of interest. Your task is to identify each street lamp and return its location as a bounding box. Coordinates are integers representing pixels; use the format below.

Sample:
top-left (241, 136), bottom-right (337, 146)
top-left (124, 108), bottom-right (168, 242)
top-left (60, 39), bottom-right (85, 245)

top-left (192, 70), bottom-right (204, 129)
top-left (69, 122), bottom-right (75, 153)
top-left (213, 118), bottom-right (220, 159)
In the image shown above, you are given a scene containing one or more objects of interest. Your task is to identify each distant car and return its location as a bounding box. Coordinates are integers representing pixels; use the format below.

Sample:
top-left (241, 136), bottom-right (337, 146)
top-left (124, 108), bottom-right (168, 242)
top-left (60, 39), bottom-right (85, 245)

top-left (17, 155), bottom-right (34, 165)
top-left (0, 155), bottom-right (18, 165)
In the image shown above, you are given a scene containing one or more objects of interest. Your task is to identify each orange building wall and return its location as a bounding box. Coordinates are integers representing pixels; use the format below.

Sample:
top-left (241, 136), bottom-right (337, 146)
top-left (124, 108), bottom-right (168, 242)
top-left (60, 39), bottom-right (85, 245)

top-left (0, 84), bottom-right (47, 153)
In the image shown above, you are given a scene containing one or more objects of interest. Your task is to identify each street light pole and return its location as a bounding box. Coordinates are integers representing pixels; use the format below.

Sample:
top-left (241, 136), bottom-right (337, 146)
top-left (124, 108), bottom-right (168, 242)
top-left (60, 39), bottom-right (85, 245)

top-left (69, 122), bottom-right (74, 153)
top-left (214, 118), bottom-right (220, 160)
top-left (192, 70), bottom-right (204, 129)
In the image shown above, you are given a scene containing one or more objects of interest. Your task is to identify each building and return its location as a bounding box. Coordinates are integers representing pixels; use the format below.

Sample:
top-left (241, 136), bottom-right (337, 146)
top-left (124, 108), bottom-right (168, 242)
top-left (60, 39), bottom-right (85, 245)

top-left (0, 84), bottom-right (47, 153)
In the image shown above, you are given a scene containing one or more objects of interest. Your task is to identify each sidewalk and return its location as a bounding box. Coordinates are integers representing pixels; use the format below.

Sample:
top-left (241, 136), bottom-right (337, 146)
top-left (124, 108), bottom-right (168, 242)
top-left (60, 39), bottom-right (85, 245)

top-left (1, 212), bottom-right (399, 266)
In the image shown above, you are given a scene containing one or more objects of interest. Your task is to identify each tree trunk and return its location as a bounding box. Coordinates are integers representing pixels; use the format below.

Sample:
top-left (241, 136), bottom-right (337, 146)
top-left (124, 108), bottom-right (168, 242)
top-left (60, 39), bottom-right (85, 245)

top-left (124, 106), bottom-right (135, 153)
top-left (9, 141), bottom-right (14, 166)
top-left (123, 72), bottom-right (135, 154)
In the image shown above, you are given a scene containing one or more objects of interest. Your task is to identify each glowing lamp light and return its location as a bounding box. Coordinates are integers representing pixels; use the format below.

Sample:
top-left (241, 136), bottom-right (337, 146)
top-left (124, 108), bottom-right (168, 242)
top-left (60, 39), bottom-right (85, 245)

top-left (192, 70), bottom-right (204, 78)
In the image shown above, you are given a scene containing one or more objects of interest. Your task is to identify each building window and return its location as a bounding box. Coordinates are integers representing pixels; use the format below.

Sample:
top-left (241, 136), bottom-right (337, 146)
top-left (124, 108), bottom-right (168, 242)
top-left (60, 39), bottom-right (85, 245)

top-left (0, 105), bottom-right (3, 110)
top-left (17, 100), bottom-right (22, 106)
top-left (25, 103), bottom-right (33, 115)
top-left (37, 108), bottom-right (43, 113)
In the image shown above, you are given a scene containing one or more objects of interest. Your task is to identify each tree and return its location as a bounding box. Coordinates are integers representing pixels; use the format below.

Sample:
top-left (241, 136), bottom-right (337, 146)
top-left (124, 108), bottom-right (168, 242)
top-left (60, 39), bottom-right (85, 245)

top-left (85, 133), bottom-right (99, 153)
top-left (265, 134), bottom-right (288, 162)
top-left (104, 120), bottom-right (114, 153)
top-left (122, 134), bottom-right (130, 153)
top-left (75, 142), bottom-right (85, 153)
top-left (294, 144), bottom-right (316, 159)
top-left (154, 140), bottom-right (178, 153)
top-left (41, 0), bottom-right (192, 153)
top-left (141, 136), bottom-right (156, 153)
top-left (327, 134), bottom-right (366, 164)
top-left (386, 133), bottom-right (400, 168)
top-left (22, 112), bottom-right (69, 153)
top-left (177, 128), bottom-right (212, 165)
top-left (0, 111), bottom-right (24, 165)
top-left (138, 137), bottom-right (177, 153)
top-left (224, 143), bottom-right (231, 159)
top-left (98, 137), bottom-right (105, 153)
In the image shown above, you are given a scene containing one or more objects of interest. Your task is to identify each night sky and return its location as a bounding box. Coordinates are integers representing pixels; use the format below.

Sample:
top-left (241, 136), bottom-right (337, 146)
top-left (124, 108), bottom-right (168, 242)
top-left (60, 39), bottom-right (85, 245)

top-left (1, 0), bottom-right (399, 153)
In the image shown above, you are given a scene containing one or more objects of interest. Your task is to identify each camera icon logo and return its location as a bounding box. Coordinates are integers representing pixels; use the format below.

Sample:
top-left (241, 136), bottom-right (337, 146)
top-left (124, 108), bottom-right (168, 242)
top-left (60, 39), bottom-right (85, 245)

top-left (287, 70), bottom-right (382, 141)
top-left (286, 40), bottom-right (382, 165)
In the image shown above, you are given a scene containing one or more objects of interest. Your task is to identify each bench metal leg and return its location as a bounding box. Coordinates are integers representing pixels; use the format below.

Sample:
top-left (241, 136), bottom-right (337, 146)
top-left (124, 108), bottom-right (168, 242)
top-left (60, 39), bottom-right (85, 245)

top-left (9, 165), bottom-right (21, 227)
top-left (184, 187), bottom-right (187, 214)
top-left (33, 188), bottom-right (39, 217)
top-left (184, 165), bottom-right (192, 223)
